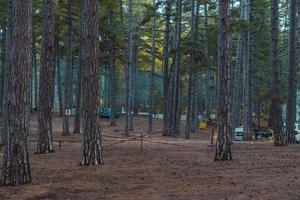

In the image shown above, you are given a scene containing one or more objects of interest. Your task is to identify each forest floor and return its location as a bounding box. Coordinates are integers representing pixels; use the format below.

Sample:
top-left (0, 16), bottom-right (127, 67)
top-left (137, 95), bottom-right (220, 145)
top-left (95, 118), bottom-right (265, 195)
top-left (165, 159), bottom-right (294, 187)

top-left (1, 114), bottom-right (300, 200)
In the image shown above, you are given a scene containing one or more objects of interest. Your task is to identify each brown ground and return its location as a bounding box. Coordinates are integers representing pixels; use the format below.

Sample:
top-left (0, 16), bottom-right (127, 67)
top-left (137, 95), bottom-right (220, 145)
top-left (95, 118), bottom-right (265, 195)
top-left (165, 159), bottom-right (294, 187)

top-left (0, 114), bottom-right (300, 200)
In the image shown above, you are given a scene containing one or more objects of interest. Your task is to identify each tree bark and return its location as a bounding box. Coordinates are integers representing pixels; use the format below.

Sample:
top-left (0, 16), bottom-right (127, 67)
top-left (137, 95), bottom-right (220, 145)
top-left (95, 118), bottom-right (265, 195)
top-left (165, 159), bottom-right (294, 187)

top-left (191, 0), bottom-right (200, 133)
top-left (286, 0), bottom-right (297, 143)
top-left (55, 18), bottom-right (63, 117)
top-left (170, 0), bottom-right (182, 137)
top-left (1, 0), bottom-right (32, 185)
top-left (125, 0), bottom-right (134, 136)
top-left (37, 0), bottom-right (55, 153)
top-left (108, 7), bottom-right (117, 127)
top-left (215, 0), bottom-right (232, 161)
top-left (148, 0), bottom-right (157, 134)
top-left (270, 0), bottom-right (286, 146)
top-left (231, 0), bottom-right (245, 131)
top-left (185, 0), bottom-right (195, 139)
top-left (73, 55), bottom-right (82, 134)
top-left (243, 0), bottom-right (252, 140)
top-left (33, 25), bottom-right (38, 111)
top-left (204, 3), bottom-right (212, 121)
top-left (80, 0), bottom-right (104, 166)
top-left (1, 0), bottom-right (13, 145)
top-left (62, 0), bottom-right (73, 136)
top-left (0, 25), bottom-right (5, 116)
top-left (162, 0), bottom-right (172, 136)
top-left (73, 6), bottom-right (83, 134)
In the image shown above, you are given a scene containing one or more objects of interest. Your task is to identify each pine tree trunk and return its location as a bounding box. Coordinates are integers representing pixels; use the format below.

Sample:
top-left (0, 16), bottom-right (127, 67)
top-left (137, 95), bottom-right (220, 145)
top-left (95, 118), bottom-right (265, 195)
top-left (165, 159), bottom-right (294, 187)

top-left (125, 0), bottom-right (133, 136)
top-left (148, 0), bottom-right (157, 134)
top-left (33, 27), bottom-right (38, 111)
top-left (191, 0), bottom-right (200, 133)
top-left (231, 0), bottom-right (244, 131)
top-left (286, 0), bottom-right (297, 143)
top-left (270, 0), bottom-right (286, 146)
top-left (1, 0), bottom-right (32, 186)
top-left (171, 0), bottom-right (182, 137)
top-left (55, 18), bottom-right (63, 117)
top-left (162, 0), bottom-right (172, 136)
top-left (73, 55), bottom-right (82, 134)
top-left (73, 7), bottom-right (83, 135)
top-left (1, 0), bottom-right (13, 146)
top-left (108, 7), bottom-right (117, 127)
top-left (132, 30), bottom-right (140, 116)
top-left (109, 50), bottom-right (116, 126)
top-left (243, 0), bottom-right (252, 140)
top-left (204, 3), bottom-right (212, 121)
top-left (80, 0), bottom-right (103, 166)
top-left (185, 0), bottom-right (195, 139)
top-left (37, 0), bottom-right (55, 153)
top-left (62, 0), bottom-right (73, 136)
top-left (0, 26), bottom-right (5, 117)
top-left (215, 0), bottom-right (232, 161)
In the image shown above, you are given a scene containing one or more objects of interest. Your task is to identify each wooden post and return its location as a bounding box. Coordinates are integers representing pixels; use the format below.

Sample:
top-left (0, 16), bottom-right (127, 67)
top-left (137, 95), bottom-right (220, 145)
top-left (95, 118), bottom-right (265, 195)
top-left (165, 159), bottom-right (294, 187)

top-left (58, 140), bottom-right (62, 150)
top-left (210, 128), bottom-right (215, 146)
top-left (140, 132), bottom-right (143, 151)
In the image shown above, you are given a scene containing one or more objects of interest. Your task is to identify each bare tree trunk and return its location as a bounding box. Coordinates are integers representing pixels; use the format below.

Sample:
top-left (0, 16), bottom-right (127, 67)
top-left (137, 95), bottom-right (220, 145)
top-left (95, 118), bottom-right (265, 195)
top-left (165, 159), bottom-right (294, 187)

top-left (73, 54), bottom-right (82, 134)
top-left (1, 0), bottom-right (32, 186)
top-left (55, 19), bottom-right (63, 117)
top-left (33, 27), bottom-right (38, 111)
top-left (80, 0), bottom-right (104, 166)
top-left (185, 0), bottom-right (195, 139)
top-left (286, 0), bottom-right (297, 143)
top-left (62, 0), bottom-right (73, 136)
top-left (1, 0), bottom-right (13, 145)
top-left (191, 0), bottom-right (200, 133)
top-left (231, 0), bottom-right (244, 131)
top-left (0, 26), bottom-right (5, 116)
top-left (243, 0), bottom-right (252, 139)
top-left (132, 31), bottom-right (140, 115)
top-left (215, 0), bottom-right (232, 161)
top-left (73, 7), bottom-right (83, 134)
top-left (171, 0), bottom-right (182, 137)
top-left (37, 0), bottom-right (55, 153)
top-left (162, 0), bottom-right (172, 136)
top-left (125, 0), bottom-right (133, 136)
top-left (270, 0), bottom-right (286, 146)
top-left (148, 0), bottom-right (157, 134)
top-left (108, 7), bottom-right (117, 127)
top-left (204, 3), bottom-right (212, 121)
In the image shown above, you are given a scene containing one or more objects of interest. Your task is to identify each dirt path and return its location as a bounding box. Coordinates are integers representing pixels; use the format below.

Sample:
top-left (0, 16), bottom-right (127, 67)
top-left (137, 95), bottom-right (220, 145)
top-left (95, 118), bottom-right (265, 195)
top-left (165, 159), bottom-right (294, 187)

top-left (0, 115), bottom-right (300, 200)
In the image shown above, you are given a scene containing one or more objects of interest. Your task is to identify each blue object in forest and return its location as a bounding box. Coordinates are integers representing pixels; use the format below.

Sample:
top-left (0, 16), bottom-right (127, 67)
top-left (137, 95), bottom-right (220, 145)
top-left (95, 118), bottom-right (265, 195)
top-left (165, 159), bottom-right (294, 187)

top-left (100, 108), bottom-right (121, 118)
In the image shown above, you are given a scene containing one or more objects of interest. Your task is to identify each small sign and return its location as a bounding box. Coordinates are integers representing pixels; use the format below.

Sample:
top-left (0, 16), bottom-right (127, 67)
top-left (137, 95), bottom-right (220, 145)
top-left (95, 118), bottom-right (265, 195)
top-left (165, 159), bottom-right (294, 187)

top-left (65, 109), bottom-right (71, 116)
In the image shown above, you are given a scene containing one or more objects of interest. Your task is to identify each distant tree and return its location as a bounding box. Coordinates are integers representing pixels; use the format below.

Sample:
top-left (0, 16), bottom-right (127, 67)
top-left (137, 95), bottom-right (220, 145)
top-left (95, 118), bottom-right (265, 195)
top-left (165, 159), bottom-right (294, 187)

top-left (62, 0), bottom-right (73, 136)
top-left (1, 0), bottom-right (32, 185)
top-left (108, 6), bottom-right (117, 127)
top-left (243, 0), bottom-right (253, 139)
top-left (32, 19), bottom-right (38, 112)
top-left (55, 16), bottom-right (63, 117)
top-left (204, 3), bottom-right (211, 123)
top-left (162, 0), bottom-right (172, 136)
top-left (185, 0), bottom-right (196, 139)
top-left (73, 55), bottom-right (82, 134)
top-left (270, 0), bottom-right (286, 146)
top-left (37, 0), bottom-right (55, 153)
top-left (148, 0), bottom-right (157, 134)
top-left (215, 0), bottom-right (232, 161)
top-left (286, 0), bottom-right (297, 143)
top-left (73, 6), bottom-right (82, 134)
top-left (80, 0), bottom-right (104, 165)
